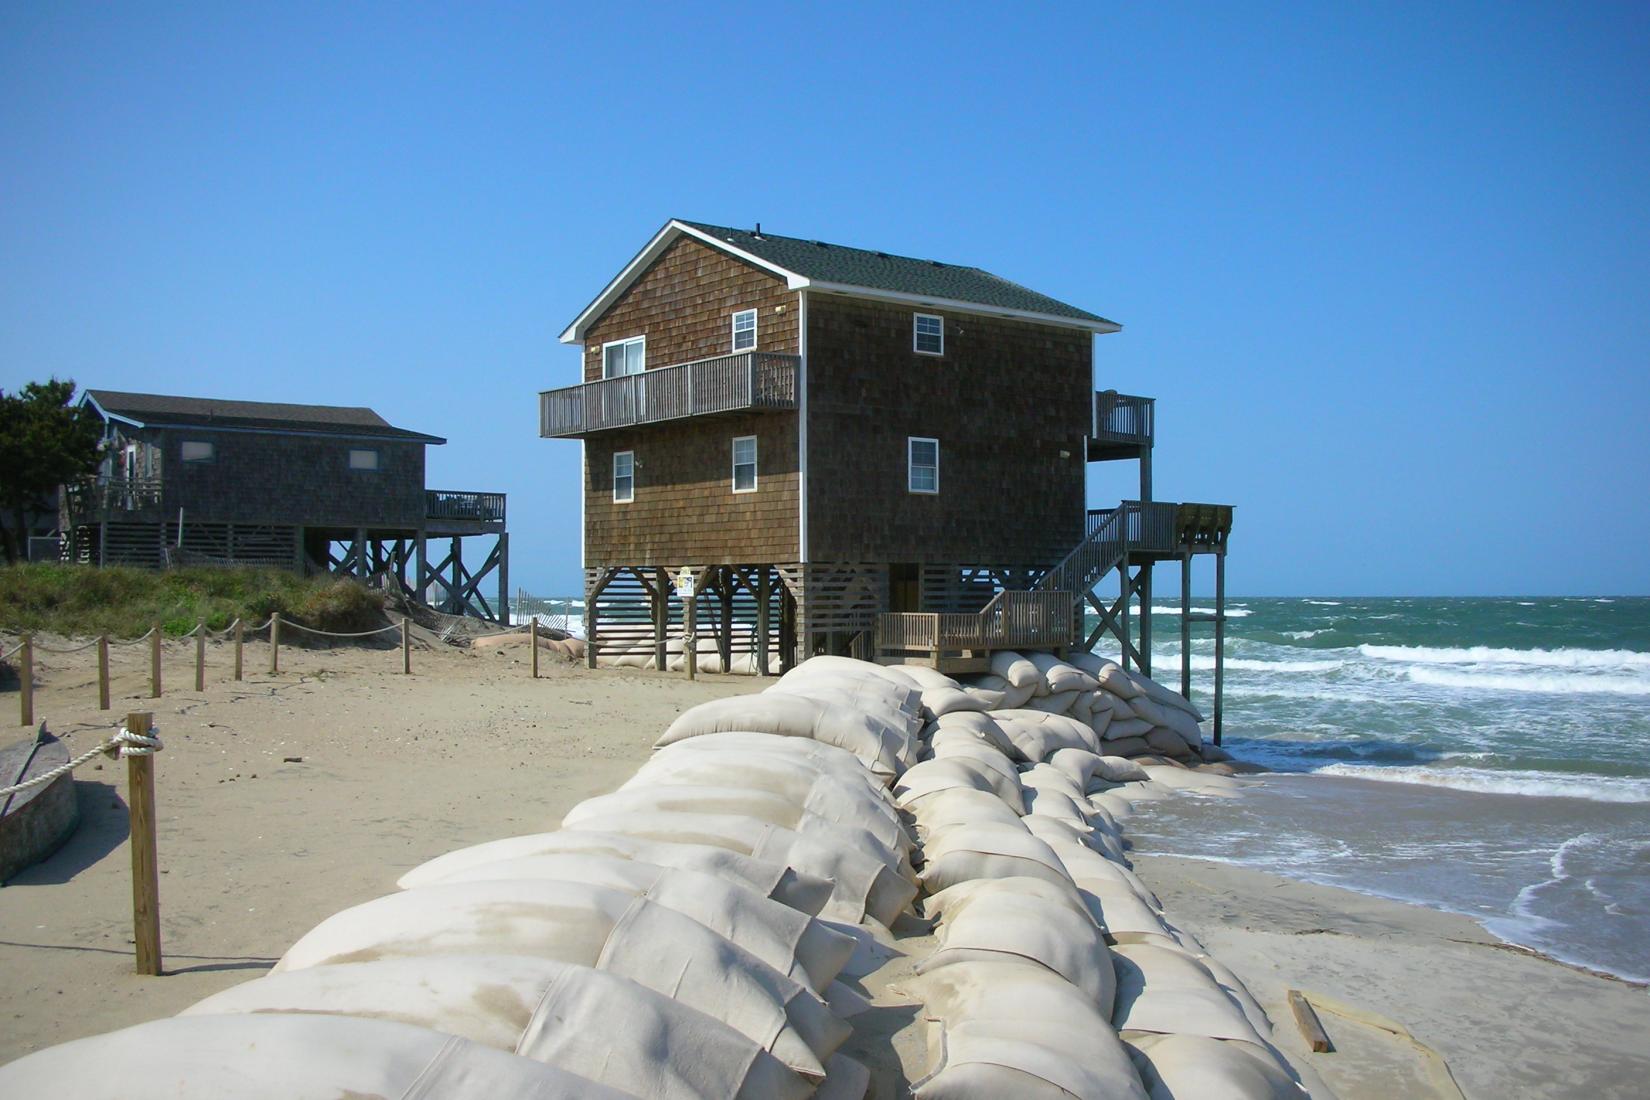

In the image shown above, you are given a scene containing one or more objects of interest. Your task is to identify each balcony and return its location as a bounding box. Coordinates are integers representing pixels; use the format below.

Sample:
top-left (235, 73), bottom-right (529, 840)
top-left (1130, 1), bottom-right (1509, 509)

top-left (539, 351), bottom-right (800, 439)
top-left (64, 477), bottom-right (164, 523)
top-left (1089, 391), bottom-right (1154, 459)
top-left (424, 489), bottom-right (506, 535)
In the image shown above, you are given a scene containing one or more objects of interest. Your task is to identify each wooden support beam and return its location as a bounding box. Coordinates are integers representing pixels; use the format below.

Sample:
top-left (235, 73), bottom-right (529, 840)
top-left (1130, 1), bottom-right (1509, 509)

top-left (1180, 552), bottom-right (1192, 704)
top-left (653, 567), bottom-right (669, 673)
top-left (98, 635), bottom-right (111, 710)
top-left (1288, 990), bottom-right (1332, 1053)
top-left (756, 568), bottom-right (771, 676)
top-left (149, 626), bottom-right (162, 698)
top-left (194, 624), bottom-right (205, 692)
top-left (1118, 554), bottom-right (1131, 671)
top-left (1214, 550), bottom-right (1226, 745)
top-left (19, 635), bottom-right (33, 727)
top-left (125, 711), bottom-right (162, 975)
top-left (496, 532), bottom-right (509, 626)
top-left (719, 567), bottom-right (733, 674)
top-left (233, 620), bottom-right (243, 682)
top-left (1138, 559), bottom-right (1153, 678)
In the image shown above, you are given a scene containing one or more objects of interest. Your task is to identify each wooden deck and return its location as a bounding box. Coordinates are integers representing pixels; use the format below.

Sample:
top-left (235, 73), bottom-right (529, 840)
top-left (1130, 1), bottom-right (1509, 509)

top-left (875, 590), bottom-right (1076, 672)
top-left (539, 352), bottom-right (799, 438)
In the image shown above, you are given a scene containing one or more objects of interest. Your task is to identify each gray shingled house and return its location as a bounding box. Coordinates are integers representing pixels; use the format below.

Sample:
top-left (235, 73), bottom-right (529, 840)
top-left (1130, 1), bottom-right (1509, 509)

top-left (65, 390), bottom-right (509, 619)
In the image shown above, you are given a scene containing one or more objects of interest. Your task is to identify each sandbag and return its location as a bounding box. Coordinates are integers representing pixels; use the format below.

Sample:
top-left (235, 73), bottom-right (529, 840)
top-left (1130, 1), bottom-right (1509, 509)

top-left (896, 757), bottom-right (1024, 816)
top-left (1049, 748), bottom-right (1149, 789)
top-left (991, 710), bottom-right (1101, 760)
top-left (922, 875), bottom-right (1094, 930)
top-left (1125, 1032), bottom-right (1303, 1100)
top-left (183, 955), bottom-right (812, 1100)
top-left (562, 811), bottom-right (916, 925)
top-left (1092, 660), bottom-right (1142, 699)
top-left (1146, 727), bottom-right (1199, 760)
top-left (1110, 942), bottom-right (1267, 1045)
top-left (958, 673), bottom-right (1036, 711)
top-left (915, 958), bottom-right (1149, 1100)
top-left (0, 1013), bottom-right (631, 1099)
top-left (1027, 652), bottom-right (1100, 694)
top-left (397, 830), bottom-right (833, 917)
top-left (923, 711), bottom-right (1023, 760)
top-left (918, 823), bottom-right (1074, 895)
top-left (1023, 814), bottom-right (1129, 867)
top-left (989, 650), bottom-right (1042, 691)
top-left (1139, 765), bottom-right (1245, 797)
top-left (273, 879), bottom-right (847, 1077)
top-left (1126, 669), bottom-right (1206, 722)
top-left (620, 759), bottom-right (905, 845)
top-left (925, 736), bottom-right (1022, 796)
top-left (651, 731), bottom-right (884, 789)
top-left (904, 786), bottom-right (1027, 842)
top-left (913, 1019), bottom-right (1142, 1100)
top-left (656, 695), bottom-right (906, 778)
top-left (417, 853), bottom-right (856, 993)
top-left (1022, 689), bottom-right (1080, 715)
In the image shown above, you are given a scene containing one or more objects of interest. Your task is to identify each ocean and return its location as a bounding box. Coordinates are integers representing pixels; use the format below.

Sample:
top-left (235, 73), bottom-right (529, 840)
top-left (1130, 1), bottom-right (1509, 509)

top-left (1112, 597), bottom-right (1650, 983)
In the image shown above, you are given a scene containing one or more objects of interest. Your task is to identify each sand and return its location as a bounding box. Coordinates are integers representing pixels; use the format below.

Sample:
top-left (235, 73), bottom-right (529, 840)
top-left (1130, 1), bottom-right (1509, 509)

top-left (6, 631), bottom-right (1649, 1097)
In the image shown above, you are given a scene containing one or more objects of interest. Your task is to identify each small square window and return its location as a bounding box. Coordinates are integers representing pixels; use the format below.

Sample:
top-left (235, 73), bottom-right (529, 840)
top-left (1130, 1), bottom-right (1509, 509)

top-left (732, 435), bottom-right (757, 493)
top-left (732, 309), bottom-right (757, 352)
top-left (349, 448), bottom-right (380, 471)
top-left (914, 313), bottom-right (944, 355)
top-left (180, 440), bottom-right (214, 463)
top-left (613, 450), bottom-right (634, 503)
top-left (909, 437), bottom-right (939, 494)
top-left (603, 335), bottom-right (646, 378)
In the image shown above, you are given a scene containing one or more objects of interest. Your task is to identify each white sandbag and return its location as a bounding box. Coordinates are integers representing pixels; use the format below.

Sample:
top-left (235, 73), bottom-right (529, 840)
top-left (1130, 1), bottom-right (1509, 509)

top-left (183, 955), bottom-right (811, 1100)
top-left (1102, 734), bottom-right (1154, 759)
top-left (1125, 1032), bottom-right (1304, 1100)
top-left (1086, 699), bottom-right (1114, 740)
top-left (959, 673), bottom-right (1036, 711)
top-left (1019, 761), bottom-right (1092, 804)
top-left (816, 1053), bottom-right (873, 1100)
top-left (919, 822), bottom-right (1074, 894)
top-left (419, 853), bottom-right (856, 993)
top-left (1064, 648), bottom-right (1109, 679)
top-left (1110, 942), bottom-right (1267, 1045)
top-left (1092, 659), bottom-right (1142, 699)
top-left (1023, 689), bottom-right (1080, 715)
top-left (912, 1019), bottom-right (1140, 1100)
top-left (786, 655), bottom-right (919, 689)
top-left (924, 711), bottom-right (1023, 760)
top-left (563, 811), bottom-right (916, 925)
top-left (1021, 786), bottom-right (1098, 832)
top-left (273, 879), bottom-right (847, 1075)
top-left (651, 731), bottom-right (883, 789)
top-left (1127, 693), bottom-right (1170, 726)
top-left (1146, 727), bottom-right (1199, 760)
top-left (1157, 705), bottom-right (1206, 749)
top-left (397, 830), bottom-right (833, 917)
top-left (896, 757), bottom-right (1024, 816)
top-left (0, 1013), bottom-right (631, 1099)
top-left (656, 695), bottom-right (906, 778)
top-left (1057, 844), bottom-right (1163, 911)
top-left (922, 876), bottom-right (1094, 929)
top-left (773, 667), bottom-right (925, 724)
top-left (563, 785), bottom-right (909, 869)
top-left (1126, 669), bottom-right (1206, 722)
top-left (905, 786), bottom-right (1027, 841)
top-left (1023, 814), bottom-right (1129, 866)
top-left (991, 710), bottom-right (1100, 759)
top-left (1139, 764), bottom-right (1245, 797)
top-left (989, 650), bottom-right (1042, 691)
top-left (622, 757), bottom-right (905, 843)
top-left (1048, 748), bottom-right (1150, 790)
top-left (921, 685), bottom-right (991, 717)
top-left (914, 959), bottom-right (1149, 1100)
top-left (1027, 651), bottom-right (1101, 694)
top-left (926, 735), bottom-right (1022, 792)
top-left (1104, 715), bottom-right (1154, 742)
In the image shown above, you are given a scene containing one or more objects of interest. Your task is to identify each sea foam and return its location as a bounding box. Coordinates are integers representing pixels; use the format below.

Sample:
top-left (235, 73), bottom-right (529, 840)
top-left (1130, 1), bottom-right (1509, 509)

top-left (1313, 763), bottom-right (1650, 803)
top-left (1359, 644), bottom-right (1650, 670)
top-left (1405, 667), bottom-right (1650, 696)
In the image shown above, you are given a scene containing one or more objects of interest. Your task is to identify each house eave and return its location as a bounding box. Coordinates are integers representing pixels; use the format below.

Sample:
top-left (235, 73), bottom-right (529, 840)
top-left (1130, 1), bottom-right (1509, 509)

top-left (796, 281), bottom-right (1122, 334)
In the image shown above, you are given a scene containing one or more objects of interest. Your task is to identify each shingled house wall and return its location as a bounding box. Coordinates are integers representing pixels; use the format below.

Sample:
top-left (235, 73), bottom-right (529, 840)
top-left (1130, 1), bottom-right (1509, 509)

top-left (581, 235), bottom-right (802, 566)
top-left (802, 293), bottom-right (1091, 566)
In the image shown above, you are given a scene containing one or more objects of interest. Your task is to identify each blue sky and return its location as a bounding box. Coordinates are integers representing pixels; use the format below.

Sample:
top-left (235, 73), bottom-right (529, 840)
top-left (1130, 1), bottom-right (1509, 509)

top-left (4, 3), bottom-right (1646, 596)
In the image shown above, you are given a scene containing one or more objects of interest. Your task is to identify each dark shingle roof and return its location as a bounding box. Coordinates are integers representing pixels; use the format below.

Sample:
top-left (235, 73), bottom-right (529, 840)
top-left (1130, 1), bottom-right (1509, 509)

top-left (84, 390), bottom-right (445, 444)
top-left (679, 220), bottom-right (1116, 327)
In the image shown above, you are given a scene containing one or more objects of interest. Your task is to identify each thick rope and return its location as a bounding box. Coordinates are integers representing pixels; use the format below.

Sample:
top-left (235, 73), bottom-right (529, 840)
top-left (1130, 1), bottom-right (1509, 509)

top-left (109, 627), bottom-right (160, 647)
top-left (0, 642), bottom-right (22, 662)
top-left (0, 722), bottom-right (163, 799)
top-left (30, 637), bottom-right (104, 655)
top-left (278, 621), bottom-right (402, 639)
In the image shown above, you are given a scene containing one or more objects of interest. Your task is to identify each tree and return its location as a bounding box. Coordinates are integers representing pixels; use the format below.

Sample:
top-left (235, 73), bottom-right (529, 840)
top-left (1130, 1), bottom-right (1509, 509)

top-left (0, 380), bottom-right (104, 564)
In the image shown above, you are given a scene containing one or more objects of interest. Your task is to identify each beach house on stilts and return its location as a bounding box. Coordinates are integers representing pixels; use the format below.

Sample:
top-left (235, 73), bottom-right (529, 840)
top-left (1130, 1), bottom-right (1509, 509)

top-left (541, 220), bottom-right (1234, 732)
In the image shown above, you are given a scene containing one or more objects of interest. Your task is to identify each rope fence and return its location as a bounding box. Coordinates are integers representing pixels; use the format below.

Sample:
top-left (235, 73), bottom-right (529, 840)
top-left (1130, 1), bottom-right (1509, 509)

top-left (0, 713), bottom-right (165, 974)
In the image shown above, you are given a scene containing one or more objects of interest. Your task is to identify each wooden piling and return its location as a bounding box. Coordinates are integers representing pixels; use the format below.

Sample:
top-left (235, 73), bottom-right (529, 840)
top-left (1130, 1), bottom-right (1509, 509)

top-left (194, 624), bottom-right (205, 692)
top-left (233, 619), bottom-right (244, 681)
top-left (1288, 990), bottom-right (1332, 1053)
top-left (125, 711), bottom-right (162, 976)
top-left (149, 627), bottom-right (162, 698)
top-left (1213, 550), bottom-right (1226, 745)
top-left (269, 613), bottom-right (281, 674)
top-left (19, 635), bottom-right (33, 727)
top-left (98, 635), bottom-right (111, 710)
top-left (530, 617), bottom-right (539, 679)
top-left (684, 593), bottom-right (697, 682)
top-left (1180, 553), bottom-right (1193, 704)
top-left (401, 617), bottom-right (411, 675)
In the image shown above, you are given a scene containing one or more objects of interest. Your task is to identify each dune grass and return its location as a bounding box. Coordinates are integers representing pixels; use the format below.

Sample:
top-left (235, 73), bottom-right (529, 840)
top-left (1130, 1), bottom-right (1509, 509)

top-left (0, 563), bottom-right (386, 638)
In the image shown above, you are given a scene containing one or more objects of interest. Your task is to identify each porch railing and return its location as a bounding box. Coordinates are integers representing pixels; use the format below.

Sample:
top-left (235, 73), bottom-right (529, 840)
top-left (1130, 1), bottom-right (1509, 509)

top-left (539, 352), bottom-right (800, 438)
top-left (1093, 391), bottom-right (1154, 446)
top-left (64, 477), bottom-right (164, 519)
top-left (875, 590), bottom-right (1075, 657)
top-left (425, 490), bottom-right (507, 524)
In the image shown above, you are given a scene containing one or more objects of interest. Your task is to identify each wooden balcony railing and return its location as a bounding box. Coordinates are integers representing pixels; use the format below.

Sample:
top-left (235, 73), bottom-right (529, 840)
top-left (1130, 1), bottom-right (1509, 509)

top-left (876, 590), bottom-right (1076, 658)
top-left (425, 490), bottom-right (506, 524)
top-left (1093, 391), bottom-right (1154, 447)
top-left (64, 477), bottom-right (164, 520)
top-left (539, 352), bottom-right (800, 438)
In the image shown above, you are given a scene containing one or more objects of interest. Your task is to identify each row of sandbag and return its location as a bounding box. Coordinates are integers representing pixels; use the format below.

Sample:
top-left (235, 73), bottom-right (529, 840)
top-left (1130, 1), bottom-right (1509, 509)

top-left (891, 670), bottom-right (1309, 1098)
top-left (0, 662), bottom-right (931, 1098)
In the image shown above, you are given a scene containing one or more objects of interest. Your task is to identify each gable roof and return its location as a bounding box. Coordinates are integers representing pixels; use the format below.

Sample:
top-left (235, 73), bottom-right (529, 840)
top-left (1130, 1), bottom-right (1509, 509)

top-left (83, 390), bottom-right (445, 444)
top-left (560, 219), bottom-right (1121, 343)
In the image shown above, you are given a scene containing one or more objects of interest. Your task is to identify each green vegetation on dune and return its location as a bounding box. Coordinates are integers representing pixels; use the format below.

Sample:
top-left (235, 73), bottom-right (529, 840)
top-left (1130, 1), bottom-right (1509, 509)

top-left (0, 563), bottom-right (386, 638)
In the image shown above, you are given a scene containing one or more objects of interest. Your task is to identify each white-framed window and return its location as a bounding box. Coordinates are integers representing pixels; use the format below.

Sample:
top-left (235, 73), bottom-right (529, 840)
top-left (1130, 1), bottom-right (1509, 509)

top-left (913, 313), bottom-right (944, 355)
top-left (603, 335), bottom-right (646, 378)
top-left (180, 440), bottom-right (215, 463)
top-left (349, 448), bottom-right (380, 471)
top-left (732, 435), bottom-right (757, 493)
top-left (908, 437), bottom-right (939, 494)
top-left (613, 450), bottom-right (634, 503)
top-left (731, 308), bottom-right (757, 352)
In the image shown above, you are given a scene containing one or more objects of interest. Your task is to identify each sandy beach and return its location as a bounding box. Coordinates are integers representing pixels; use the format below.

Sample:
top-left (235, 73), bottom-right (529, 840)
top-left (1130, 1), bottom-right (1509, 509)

top-left (6, 632), bottom-right (1650, 1097)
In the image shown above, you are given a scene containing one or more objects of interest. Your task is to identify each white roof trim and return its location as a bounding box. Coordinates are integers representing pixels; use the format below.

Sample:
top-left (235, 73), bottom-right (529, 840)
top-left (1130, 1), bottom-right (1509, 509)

top-left (559, 220), bottom-right (1121, 343)
top-left (81, 393), bottom-right (146, 429)
top-left (800, 281), bottom-right (1122, 334)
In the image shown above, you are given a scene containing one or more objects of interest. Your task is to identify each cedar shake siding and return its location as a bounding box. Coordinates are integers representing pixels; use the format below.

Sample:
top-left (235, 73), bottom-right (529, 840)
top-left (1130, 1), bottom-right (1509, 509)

top-left (582, 236), bottom-right (799, 382)
top-left (803, 294), bottom-right (1090, 565)
top-left (584, 412), bottom-right (800, 565)
top-left (155, 428), bottom-right (427, 528)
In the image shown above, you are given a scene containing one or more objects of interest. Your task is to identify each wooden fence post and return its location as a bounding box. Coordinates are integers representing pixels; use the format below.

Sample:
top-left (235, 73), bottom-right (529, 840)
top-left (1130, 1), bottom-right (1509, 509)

top-left (401, 617), bottom-right (410, 675)
top-left (125, 711), bottom-right (162, 976)
top-left (684, 595), bottom-right (697, 682)
top-left (233, 620), bottom-right (244, 681)
top-left (19, 634), bottom-right (33, 727)
top-left (530, 617), bottom-right (539, 679)
top-left (98, 635), bottom-right (111, 710)
top-left (194, 623), bottom-right (205, 692)
top-left (269, 613), bottom-right (281, 674)
top-left (149, 627), bottom-right (162, 698)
